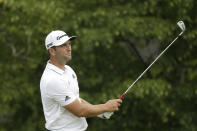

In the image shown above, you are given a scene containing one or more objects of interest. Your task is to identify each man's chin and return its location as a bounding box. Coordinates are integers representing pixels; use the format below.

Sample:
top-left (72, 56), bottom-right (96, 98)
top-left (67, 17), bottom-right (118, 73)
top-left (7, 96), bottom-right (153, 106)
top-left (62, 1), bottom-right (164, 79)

top-left (65, 56), bottom-right (72, 62)
top-left (68, 56), bottom-right (72, 60)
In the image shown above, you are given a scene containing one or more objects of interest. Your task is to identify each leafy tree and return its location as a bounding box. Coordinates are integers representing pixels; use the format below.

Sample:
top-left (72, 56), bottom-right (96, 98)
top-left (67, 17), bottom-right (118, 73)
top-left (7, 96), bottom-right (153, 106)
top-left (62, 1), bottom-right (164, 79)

top-left (0, 0), bottom-right (196, 130)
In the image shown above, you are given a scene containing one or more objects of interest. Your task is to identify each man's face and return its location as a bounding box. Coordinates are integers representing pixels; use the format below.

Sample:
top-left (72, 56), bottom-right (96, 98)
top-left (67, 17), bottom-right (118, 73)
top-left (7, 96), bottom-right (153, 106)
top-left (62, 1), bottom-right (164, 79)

top-left (53, 40), bottom-right (72, 63)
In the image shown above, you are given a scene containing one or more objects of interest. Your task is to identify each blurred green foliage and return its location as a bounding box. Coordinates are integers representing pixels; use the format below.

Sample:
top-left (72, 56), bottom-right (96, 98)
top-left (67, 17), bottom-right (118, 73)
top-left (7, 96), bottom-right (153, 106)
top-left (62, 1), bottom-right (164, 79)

top-left (0, 0), bottom-right (196, 130)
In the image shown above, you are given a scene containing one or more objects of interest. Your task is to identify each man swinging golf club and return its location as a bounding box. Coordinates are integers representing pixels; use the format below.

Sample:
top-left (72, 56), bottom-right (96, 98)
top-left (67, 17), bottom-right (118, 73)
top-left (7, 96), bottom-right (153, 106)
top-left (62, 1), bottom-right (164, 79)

top-left (40, 30), bottom-right (122, 131)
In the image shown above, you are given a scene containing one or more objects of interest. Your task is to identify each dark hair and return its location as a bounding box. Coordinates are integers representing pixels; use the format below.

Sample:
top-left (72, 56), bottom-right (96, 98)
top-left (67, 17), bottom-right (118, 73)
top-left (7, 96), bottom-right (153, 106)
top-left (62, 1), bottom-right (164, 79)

top-left (51, 46), bottom-right (56, 51)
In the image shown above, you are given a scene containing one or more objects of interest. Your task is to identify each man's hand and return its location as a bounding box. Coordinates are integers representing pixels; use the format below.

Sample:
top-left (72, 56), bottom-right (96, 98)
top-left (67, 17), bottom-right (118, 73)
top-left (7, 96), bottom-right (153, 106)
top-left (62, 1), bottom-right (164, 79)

top-left (97, 99), bottom-right (122, 119)
top-left (104, 99), bottom-right (122, 112)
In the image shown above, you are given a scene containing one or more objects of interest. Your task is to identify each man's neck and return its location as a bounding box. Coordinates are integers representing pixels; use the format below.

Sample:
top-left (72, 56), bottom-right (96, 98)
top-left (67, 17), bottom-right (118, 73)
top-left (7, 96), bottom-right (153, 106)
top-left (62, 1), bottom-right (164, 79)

top-left (49, 59), bottom-right (66, 71)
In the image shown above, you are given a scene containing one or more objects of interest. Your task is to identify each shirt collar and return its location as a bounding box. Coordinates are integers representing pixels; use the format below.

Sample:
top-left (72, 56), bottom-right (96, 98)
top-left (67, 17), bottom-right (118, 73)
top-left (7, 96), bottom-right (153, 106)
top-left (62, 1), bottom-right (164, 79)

top-left (46, 61), bottom-right (65, 75)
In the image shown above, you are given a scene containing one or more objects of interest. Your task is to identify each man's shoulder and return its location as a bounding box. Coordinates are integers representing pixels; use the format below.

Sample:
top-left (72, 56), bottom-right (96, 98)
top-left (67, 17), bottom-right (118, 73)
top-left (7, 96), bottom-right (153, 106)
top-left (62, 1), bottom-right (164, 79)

top-left (65, 65), bottom-right (72, 70)
top-left (40, 70), bottom-right (64, 91)
top-left (41, 68), bottom-right (61, 83)
top-left (65, 65), bottom-right (75, 73)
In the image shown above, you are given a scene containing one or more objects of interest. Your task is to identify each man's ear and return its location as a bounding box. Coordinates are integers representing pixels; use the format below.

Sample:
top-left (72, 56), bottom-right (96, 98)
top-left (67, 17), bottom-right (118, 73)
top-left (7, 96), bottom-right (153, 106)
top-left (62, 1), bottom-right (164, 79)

top-left (48, 48), bottom-right (56, 56)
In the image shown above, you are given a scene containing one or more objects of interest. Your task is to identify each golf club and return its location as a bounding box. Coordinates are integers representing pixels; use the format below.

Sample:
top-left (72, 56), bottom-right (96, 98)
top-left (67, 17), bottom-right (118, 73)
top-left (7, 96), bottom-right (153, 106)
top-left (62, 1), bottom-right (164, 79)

top-left (102, 21), bottom-right (186, 119)
top-left (120, 21), bottom-right (185, 99)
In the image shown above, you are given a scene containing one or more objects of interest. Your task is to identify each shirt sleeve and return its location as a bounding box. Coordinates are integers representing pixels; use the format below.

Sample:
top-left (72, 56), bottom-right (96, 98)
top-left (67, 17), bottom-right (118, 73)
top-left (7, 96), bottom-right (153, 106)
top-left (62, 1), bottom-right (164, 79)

top-left (46, 78), bottom-right (77, 106)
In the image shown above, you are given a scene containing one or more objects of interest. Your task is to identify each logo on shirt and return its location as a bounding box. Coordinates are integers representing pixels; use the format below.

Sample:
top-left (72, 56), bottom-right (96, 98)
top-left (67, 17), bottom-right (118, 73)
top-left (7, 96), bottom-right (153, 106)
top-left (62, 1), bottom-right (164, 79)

top-left (72, 74), bottom-right (76, 79)
top-left (65, 96), bottom-right (71, 101)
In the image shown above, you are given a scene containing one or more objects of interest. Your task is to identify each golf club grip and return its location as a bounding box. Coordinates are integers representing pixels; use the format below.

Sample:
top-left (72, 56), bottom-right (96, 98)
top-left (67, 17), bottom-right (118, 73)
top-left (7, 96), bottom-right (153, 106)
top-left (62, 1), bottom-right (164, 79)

top-left (103, 112), bottom-right (113, 119)
top-left (120, 93), bottom-right (126, 100)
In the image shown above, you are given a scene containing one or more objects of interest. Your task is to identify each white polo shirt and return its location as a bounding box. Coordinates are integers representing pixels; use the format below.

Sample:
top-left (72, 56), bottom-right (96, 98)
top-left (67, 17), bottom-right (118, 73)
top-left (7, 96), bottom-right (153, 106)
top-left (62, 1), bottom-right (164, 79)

top-left (40, 62), bottom-right (88, 131)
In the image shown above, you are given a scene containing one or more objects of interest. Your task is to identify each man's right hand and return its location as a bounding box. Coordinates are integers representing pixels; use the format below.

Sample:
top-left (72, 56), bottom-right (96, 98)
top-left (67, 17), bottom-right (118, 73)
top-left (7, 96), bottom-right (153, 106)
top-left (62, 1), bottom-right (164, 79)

top-left (104, 99), bottom-right (122, 112)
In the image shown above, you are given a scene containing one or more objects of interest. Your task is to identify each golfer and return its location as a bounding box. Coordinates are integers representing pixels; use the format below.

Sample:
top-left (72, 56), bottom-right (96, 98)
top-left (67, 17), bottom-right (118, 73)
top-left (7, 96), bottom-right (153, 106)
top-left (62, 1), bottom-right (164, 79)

top-left (40, 30), bottom-right (122, 131)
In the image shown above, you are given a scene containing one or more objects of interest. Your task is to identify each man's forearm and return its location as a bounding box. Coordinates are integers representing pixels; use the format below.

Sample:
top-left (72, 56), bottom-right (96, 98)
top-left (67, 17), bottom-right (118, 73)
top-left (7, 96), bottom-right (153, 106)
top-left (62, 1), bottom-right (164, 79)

top-left (79, 98), bottom-right (106, 117)
top-left (79, 103), bottom-right (107, 117)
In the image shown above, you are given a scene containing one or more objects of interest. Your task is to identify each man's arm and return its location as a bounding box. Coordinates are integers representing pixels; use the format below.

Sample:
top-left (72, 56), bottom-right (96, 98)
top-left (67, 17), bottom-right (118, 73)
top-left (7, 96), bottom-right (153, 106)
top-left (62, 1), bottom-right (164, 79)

top-left (64, 98), bottom-right (122, 117)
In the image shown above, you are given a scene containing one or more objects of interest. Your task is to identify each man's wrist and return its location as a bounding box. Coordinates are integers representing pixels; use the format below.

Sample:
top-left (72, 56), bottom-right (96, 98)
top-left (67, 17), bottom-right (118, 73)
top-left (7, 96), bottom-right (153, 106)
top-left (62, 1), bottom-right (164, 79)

top-left (100, 103), bottom-right (108, 112)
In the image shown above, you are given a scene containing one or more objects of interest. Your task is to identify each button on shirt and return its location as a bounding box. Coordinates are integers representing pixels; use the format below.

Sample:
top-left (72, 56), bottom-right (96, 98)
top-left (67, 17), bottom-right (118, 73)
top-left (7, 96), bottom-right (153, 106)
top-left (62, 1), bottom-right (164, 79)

top-left (40, 62), bottom-right (88, 131)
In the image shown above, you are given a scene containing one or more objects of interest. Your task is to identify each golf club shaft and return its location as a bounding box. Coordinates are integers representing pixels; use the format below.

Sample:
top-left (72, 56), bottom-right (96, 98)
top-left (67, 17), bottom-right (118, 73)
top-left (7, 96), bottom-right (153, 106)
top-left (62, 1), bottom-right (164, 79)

top-left (120, 31), bottom-right (184, 100)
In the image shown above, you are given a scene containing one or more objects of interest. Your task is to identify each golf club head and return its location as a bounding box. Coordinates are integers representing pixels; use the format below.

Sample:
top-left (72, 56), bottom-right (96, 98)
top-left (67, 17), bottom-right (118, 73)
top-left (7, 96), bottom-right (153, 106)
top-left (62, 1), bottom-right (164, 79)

top-left (177, 21), bottom-right (185, 32)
